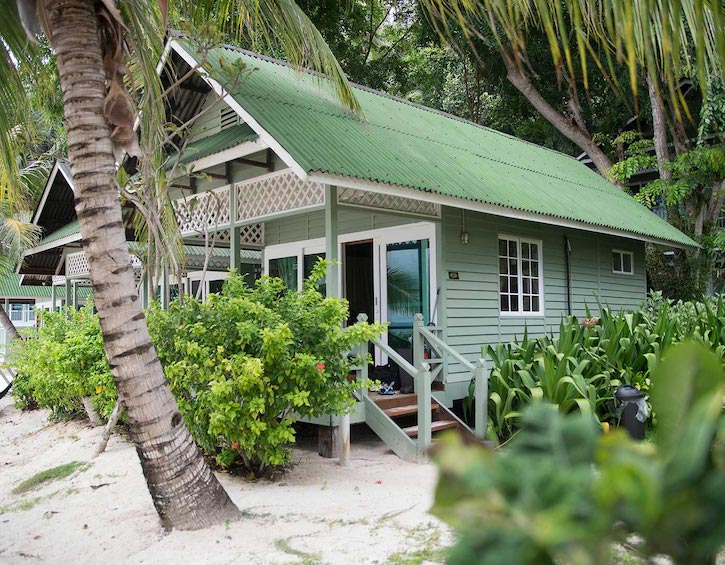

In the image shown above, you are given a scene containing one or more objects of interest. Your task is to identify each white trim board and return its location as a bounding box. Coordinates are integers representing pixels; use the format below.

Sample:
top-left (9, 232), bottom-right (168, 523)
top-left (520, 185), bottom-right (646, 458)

top-left (32, 160), bottom-right (74, 225)
top-left (22, 233), bottom-right (82, 258)
top-left (308, 172), bottom-right (694, 250)
top-left (181, 139), bottom-right (268, 173)
top-left (168, 40), bottom-right (308, 180)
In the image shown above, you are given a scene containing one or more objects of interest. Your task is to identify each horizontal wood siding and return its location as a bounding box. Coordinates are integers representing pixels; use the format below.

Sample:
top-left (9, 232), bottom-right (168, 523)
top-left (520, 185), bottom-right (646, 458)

top-left (440, 206), bottom-right (646, 386)
top-left (264, 207), bottom-right (420, 245)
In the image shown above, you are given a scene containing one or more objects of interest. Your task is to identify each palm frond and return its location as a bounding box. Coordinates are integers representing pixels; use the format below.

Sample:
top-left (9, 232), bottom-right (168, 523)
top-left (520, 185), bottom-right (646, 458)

top-left (176, 0), bottom-right (362, 114)
top-left (420, 0), bottom-right (725, 117)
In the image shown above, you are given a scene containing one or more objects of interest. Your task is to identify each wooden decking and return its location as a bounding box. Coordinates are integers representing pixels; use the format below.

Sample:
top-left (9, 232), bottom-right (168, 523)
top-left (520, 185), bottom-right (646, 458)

top-left (371, 392), bottom-right (460, 439)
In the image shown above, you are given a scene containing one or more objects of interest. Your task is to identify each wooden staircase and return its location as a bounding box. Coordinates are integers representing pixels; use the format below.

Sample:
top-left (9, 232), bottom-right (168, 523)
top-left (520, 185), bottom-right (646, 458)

top-left (372, 393), bottom-right (459, 438)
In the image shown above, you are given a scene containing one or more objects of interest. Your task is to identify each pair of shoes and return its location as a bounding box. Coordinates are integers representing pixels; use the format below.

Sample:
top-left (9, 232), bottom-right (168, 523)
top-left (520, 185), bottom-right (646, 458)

top-left (400, 386), bottom-right (414, 394)
top-left (377, 382), bottom-right (396, 395)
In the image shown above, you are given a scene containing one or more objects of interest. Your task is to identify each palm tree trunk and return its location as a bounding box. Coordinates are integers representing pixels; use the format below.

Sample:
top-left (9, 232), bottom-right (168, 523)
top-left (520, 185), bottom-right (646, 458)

top-left (0, 305), bottom-right (20, 341)
top-left (45, 0), bottom-right (240, 530)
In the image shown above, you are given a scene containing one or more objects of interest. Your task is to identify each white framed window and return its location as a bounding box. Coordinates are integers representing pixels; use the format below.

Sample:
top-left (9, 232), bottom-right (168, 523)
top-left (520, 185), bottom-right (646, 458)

top-left (265, 238), bottom-right (326, 292)
top-left (612, 249), bottom-right (634, 275)
top-left (498, 235), bottom-right (544, 316)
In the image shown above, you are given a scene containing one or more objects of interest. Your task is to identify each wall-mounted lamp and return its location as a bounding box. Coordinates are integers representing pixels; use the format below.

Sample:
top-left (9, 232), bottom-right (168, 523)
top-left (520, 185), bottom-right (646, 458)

top-left (460, 210), bottom-right (469, 245)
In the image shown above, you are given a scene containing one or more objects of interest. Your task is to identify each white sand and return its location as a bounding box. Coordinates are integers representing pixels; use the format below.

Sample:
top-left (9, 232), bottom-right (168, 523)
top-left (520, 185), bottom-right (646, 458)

top-left (0, 395), bottom-right (451, 564)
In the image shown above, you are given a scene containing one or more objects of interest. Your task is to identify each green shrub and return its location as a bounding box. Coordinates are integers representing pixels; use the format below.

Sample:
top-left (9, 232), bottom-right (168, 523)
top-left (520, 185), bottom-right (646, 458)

top-left (147, 263), bottom-right (384, 473)
top-left (6, 303), bottom-right (116, 420)
top-left (435, 342), bottom-right (725, 565)
top-left (475, 293), bottom-right (725, 442)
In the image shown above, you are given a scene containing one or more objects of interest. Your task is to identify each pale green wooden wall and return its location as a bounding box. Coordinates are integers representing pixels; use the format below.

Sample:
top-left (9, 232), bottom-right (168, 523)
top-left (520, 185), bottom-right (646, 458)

top-left (439, 206), bottom-right (646, 395)
top-left (264, 208), bottom-right (419, 244)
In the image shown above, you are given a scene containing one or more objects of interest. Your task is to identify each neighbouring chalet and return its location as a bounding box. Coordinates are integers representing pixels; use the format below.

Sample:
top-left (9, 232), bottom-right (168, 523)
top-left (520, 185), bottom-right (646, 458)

top-left (17, 35), bottom-right (696, 462)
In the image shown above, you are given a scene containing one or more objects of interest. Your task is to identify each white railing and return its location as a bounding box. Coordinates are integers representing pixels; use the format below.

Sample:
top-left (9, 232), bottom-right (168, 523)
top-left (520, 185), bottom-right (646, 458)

top-left (174, 185), bottom-right (232, 234)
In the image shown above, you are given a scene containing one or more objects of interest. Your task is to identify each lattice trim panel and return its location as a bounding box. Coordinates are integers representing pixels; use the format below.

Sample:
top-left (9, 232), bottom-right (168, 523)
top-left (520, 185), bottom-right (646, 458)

top-left (235, 170), bottom-right (324, 222)
top-left (338, 187), bottom-right (440, 218)
top-left (174, 186), bottom-right (231, 234)
top-left (240, 223), bottom-right (265, 246)
top-left (66, 251), bottom-right (143, 278)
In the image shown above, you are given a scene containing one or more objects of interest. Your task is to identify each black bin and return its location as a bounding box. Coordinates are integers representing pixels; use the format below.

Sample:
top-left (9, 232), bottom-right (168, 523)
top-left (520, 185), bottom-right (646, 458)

top-left (615, 385), bottom-right (647, 440)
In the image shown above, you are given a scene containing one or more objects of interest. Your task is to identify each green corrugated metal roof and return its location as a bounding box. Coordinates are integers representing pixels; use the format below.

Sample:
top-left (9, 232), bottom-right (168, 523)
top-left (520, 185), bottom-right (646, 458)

top-left (39, 219), bottom-right (80, 246)
top-left (182, 41), bottom-right (695, 248)
top-left (0, 273), bottom-right (93, 299)
top-left (176, 123), bottom-right (258, 166)
top-left (0, 275), bottom-right (53, 298)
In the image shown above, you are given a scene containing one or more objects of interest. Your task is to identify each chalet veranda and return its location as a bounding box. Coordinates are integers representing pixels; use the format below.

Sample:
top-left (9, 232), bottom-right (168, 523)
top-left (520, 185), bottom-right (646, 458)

top-left (7, 35), bottom-right (696, 463)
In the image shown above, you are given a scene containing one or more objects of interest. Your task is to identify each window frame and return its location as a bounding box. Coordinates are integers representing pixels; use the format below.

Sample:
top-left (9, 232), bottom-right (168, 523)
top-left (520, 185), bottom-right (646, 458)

top-left (498, 234), bottom-right (545, 317)
top-left (611, 249), bottom-right (634, 276)
top-left (265, 238), bottom-right (326, 291)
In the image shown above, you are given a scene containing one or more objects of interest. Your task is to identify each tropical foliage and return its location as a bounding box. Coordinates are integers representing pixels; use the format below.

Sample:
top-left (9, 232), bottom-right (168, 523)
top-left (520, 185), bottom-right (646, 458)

top-left (7, 303), bottom-right (117, 420)
top-left (475, 293), bottom-right (725, 442)
top-left (435, 342), bottom-right (725, 564)
top-left (146, 264), bottom-right (384, 473)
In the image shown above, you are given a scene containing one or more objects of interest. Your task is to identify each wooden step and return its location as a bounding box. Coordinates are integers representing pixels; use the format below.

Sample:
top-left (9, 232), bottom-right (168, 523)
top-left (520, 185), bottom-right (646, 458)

top-left (383, 403), bottom-right (439, 418)
top-left (372, 393), bottom-right (420, 410)
top-left (402, 419), bottom-right (459, 438)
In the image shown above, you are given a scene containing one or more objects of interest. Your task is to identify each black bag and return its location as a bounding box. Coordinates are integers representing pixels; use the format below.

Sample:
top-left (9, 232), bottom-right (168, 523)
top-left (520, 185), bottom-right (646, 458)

top-left (371, 363), bottom-right (399, 391)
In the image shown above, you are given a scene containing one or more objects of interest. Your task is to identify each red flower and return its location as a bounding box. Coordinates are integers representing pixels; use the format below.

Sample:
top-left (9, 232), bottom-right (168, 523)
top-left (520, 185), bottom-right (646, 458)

top-left (316, 363), bottom-right (325, 371)
top-left (231, 442), bottom-right (239, 450)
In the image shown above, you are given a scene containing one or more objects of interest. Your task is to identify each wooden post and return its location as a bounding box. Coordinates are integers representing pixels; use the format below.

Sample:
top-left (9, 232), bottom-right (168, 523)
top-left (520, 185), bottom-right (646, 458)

top-left (51, 284), bottom-right (57, 312)
top-left (71, 280), bottom-right (78, 309)
top-left (318, 423), bottom-right (339, 458)
top-left (413, 313), bottom-right (425, 377)
top-left (64, 278), bottom-right (71, 310)
top-left (417, 362), bottom-right (432, 463)
top-left (229, 183), bottom-right (240, 274)
top-left (474, 359), bottom-right (488, 439)
top-left (324, 184), bottom-right (348, 466)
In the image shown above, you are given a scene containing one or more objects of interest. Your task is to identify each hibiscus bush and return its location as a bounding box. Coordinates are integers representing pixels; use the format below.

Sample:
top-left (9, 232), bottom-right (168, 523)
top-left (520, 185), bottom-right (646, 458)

top-left (147, 262), bottom-right (384, 473)
top-left (7, 302), bottom-right (117, 420)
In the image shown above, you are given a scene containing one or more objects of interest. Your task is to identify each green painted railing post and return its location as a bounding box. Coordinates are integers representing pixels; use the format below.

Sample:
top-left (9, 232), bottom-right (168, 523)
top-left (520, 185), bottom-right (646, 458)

top-left (474, 359), bottom-right (488, 439)
top-left (51, 284), bottom-right (57, 312)
top-left (417, 362), bottom-right (432, 463)
top-left (413, 313), bottom-right (425, 384)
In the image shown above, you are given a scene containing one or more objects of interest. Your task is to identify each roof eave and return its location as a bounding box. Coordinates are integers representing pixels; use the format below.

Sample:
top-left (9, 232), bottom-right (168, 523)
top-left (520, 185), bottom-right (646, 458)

top-left (307, 171), bottom-right (698, 250)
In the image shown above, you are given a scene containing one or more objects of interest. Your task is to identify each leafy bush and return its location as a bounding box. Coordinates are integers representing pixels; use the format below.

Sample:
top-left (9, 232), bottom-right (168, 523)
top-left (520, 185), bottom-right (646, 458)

top-left (435, 342), bottom-right (725, 565)
top-left (147, 264), bottom-right (384, 473)
top-left (476, 293), bottom-right (725, 442)
top-left (6, 303), bottom-right (117, 420)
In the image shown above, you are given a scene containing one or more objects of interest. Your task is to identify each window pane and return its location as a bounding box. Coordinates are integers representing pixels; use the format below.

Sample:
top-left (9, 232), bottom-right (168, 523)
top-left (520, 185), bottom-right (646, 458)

top-left (269, 256), bottom-right (298, 290)
top-left (499, 257), bottom-right (508, 274)
top-left (623, 253), bottom-right (632, 273)
top-left (304, 253), bottom-right (327, 294)
top-left (531, 262), bottom-right (539, 277)
top-left (532, 279), bottom-right (539, 294)
top-left (509, 258), bottom-right (518, 275)
top-left (500, 276), bottom-right (508, 293)
top-left (521, 242), bottom-right (529, 258)
top-left (530, 244), bottom-right (538, 260)
top-left (612, 252), bottom-right (622, 272)
top-left (500, 295), bottom-right (509, 311)
top-left (499, 239), bottom-right (507, 256)
top-left (523, 296), bottom-right (531, 311)
top-left (510, 295), bottom-right (519, 311)
top-left (508, 240), bottom-right (517, 257)
top-left (510, 276), bottom-right (518, 293)
top-left (523, 278), bottom-right (530, 294)
top-left (532, 296), bottom-right (540, 311)
top-left (522, 260), bottom-right (530, 276)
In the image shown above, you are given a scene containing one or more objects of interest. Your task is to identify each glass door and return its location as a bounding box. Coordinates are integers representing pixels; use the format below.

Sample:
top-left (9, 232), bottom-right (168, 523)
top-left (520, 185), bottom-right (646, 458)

top-left (372, 224), bottom-right (436, 366)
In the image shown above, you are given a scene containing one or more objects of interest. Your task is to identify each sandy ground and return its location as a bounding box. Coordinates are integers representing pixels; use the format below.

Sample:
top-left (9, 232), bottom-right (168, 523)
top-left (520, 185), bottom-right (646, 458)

top-left (0, 395), bottom-right (451, 565)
